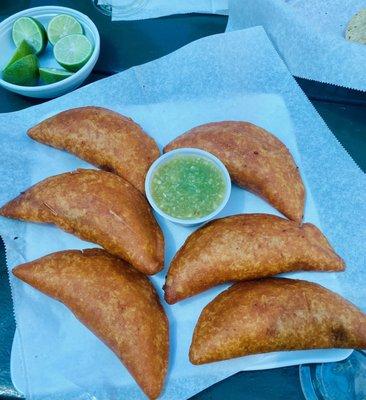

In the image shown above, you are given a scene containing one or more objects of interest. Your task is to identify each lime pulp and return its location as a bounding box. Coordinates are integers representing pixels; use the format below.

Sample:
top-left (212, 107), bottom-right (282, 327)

top-left (39, 67), bottom-right (73, 84)
top-left (53, 34), bottom-right (93, 72)
top-left (12, 16), bottom-right (47, 54)
top-left (47, 14), bottom-right (83, 46)
top-left (2, 54), bottom-right (39, 86)
top-left (3, 40), bottom-right (34, 70)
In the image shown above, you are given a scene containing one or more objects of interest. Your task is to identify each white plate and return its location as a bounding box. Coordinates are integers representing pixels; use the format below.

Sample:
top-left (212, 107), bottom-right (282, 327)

top-left (0, 6), bottom-right (100, 98)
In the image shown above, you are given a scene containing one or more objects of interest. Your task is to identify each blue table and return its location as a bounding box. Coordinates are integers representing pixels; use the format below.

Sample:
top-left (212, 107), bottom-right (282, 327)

top-left (0, 1), bottom-right (365, 399)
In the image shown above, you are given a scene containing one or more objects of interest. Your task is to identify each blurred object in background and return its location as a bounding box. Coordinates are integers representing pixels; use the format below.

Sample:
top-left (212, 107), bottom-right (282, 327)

top-left (92, 0), bottom-right (228, 20)
top-left (300, 351), bottom-right (366, 400)
top-left (91, 0), bottom-right (148, 17)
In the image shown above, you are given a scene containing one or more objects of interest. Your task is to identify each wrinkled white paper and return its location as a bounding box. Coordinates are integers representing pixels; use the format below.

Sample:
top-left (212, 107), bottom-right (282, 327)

top-left (97, 0), bottom-right (228, 21)
top-left (228, 0), bottom-right (366, 91)
top-left (0, 28), bottom-right (365, 400)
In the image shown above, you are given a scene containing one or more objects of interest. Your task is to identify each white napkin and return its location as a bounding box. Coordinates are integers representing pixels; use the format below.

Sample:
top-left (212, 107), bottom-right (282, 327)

top-left (227, 0), bottom-right (366, 91)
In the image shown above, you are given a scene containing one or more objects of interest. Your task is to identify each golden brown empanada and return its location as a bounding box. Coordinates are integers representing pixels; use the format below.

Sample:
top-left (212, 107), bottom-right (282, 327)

top-left (164, 214), bottom-right (344, 303)
top-left (190, 278), bottom-right (366, 364)
top-left (0, 169), bottom-right (164, 274)
top-left (164, 121), bottom-right (305, 222)
top-left (13, 249), bottom-right (169, 399)
top-left (28, 106), bottom-right (160, 193)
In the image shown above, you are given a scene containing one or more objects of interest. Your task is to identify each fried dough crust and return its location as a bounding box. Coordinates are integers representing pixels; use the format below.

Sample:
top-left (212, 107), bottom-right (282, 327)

top-left (190, 278), bottom-right (366, 364)
top-left (164, 121), bottom-right (305, 222)
top-left (164, 214), bottom-right (344, 303)
top-left (0, 169), bottom-right (164, 274)
top-left (28, 106), bottom-right (160, 193)
top-left (13, 249), bottom-right (169, 399)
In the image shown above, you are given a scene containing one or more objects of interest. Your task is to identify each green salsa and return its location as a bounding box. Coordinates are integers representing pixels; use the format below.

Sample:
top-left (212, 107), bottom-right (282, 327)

top-left (151, 155), bottom-right (227, 219)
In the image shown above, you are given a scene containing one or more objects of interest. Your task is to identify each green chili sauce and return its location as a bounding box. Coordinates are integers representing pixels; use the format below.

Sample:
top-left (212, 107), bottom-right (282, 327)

top-left (151, 155), bottom-right (227, 219)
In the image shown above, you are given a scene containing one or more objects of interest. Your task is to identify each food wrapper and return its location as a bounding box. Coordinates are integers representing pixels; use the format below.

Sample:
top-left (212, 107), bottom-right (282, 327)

top-left (0, 27), bottom-right (365, 399)
top-left (227, 0), bottom-right (366, 91)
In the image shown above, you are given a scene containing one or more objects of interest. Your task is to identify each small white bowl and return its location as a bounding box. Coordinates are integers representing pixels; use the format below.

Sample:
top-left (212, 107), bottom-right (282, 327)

top-left (145, 148), bottom-right (232, 226)
top-left (0, 6), bottom-right (100, 98)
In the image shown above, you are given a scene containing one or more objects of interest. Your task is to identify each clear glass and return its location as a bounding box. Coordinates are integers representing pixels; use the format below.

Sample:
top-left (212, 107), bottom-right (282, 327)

top-left (300, 351), bottom-right (366, 400)
top-left (91, 0), bottom-right (149, 17)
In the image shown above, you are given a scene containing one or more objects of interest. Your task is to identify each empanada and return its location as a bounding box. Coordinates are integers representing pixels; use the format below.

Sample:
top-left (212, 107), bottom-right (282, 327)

top-left (0, 169), bottom-right (164, 274)
top-left (164, 214), bottom-right (344, 303)
top-left (164, 121), bottom-right (305, 222)
top-left (190, 278), bottom-right (366, 364)
top-left (28, 106), bottom-right (160, 193)
top-left (13, 249), bottom-right (169, 399)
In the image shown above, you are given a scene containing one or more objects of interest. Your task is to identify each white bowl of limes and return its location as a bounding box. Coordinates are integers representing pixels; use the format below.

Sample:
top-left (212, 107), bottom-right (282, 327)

top-left (0, 6), bottom-right (100, 98)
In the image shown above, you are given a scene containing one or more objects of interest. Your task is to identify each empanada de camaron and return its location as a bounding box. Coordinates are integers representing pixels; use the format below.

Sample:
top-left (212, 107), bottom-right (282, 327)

top-left (0, 169), bottom-right (164, 275)
top-left (13, 249), bottom-right (169, 399)
top-left (164, 214), bottom-right (345, 304)
top-left (190, 278), bottom-right (366, 365)
top-left (164, 121), bottom-right (305, 223)
top-left (28, 106), bottom-right (160, 193)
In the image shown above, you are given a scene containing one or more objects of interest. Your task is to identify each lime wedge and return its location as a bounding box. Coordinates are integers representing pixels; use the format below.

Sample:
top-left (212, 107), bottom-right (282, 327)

top-left (12, 17), bottom-right (47, 54)
top-left (54, 34), bottom-right (93, 72)
top-left (39, 67), bottom-right (73, 84)
top-left (4, 40), bottom-right (35, 70)
top-left (2, 54), bottom-right (39, 86)
top-left (47, 14), bottom-right (83, 46)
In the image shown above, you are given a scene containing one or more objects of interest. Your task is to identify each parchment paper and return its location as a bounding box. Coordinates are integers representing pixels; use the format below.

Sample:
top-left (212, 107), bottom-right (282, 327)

top-left (227, 0), bottom-right (366, 91)
top-left (0, 27), bottom-right (365, 400)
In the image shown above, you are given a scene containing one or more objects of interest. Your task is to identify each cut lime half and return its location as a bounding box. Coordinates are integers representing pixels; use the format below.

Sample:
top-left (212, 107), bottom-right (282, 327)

top-left (54, 34), bottom-right (93, 72)
top-left (12, 17), bottom-right (47, 54)
top-left (4, 40), bottom-right (35, 70)
top-left (47, 14), bottom-right (83, 46)
top-left (2, 54), bottom-right (39, 86)
top-left (39, 67), bottom-right (73, 84)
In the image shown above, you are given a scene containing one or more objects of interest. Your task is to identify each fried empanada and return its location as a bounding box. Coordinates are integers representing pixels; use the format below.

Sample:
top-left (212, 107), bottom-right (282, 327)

top-left (28, 106), bottom-right (160, 193)
top-left (164, 121), bottom-right (305, 222)
top-left (13, 249), bottom-right (169, 399)
top-left (164, 214), bottom-right (344, 303)
top-left (0, 169), bottom-right (164, 274)
top-left (190, 278), bottom-right (366, 364)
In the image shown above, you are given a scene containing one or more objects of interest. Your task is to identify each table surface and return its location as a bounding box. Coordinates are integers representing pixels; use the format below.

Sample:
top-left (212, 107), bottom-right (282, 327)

top-left (0, 1), bottom-right (365, 399)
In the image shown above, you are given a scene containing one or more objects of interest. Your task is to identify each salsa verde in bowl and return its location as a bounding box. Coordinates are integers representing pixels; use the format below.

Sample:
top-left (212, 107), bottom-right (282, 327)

top-left (145, 148), bottom-right (231, 226)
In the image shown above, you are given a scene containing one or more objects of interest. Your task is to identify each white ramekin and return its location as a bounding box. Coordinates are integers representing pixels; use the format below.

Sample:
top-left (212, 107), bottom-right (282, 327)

top-left (145, 148), bottom-right (232, 226)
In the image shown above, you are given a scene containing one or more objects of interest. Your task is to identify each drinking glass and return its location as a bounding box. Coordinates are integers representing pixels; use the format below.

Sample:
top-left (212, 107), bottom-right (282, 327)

top-left (300, 351), bottom-right (366, 400)
top-left (91, 0), bottom-right (149, 17)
